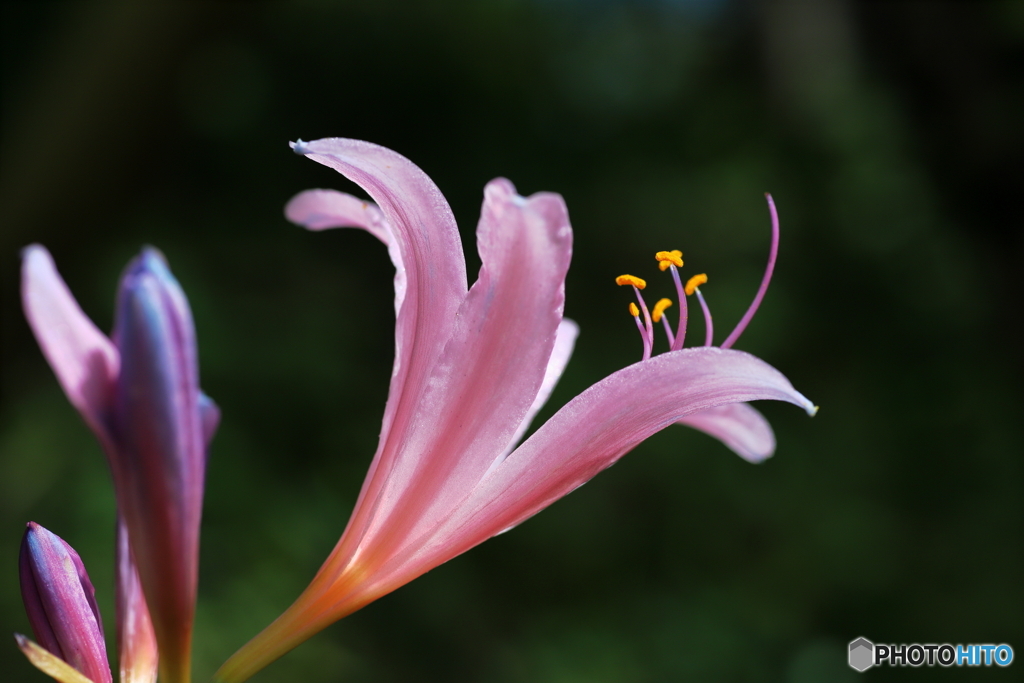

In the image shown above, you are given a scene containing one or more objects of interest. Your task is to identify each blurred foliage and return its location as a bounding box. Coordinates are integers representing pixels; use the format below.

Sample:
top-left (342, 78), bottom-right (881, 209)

top-left (1, 1), bottom-right (1021, 681)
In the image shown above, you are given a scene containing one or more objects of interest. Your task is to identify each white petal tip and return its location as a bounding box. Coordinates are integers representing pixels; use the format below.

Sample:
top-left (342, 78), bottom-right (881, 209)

top-left (292, 139), bottom-right (310, 155)
top-left (806, 404), bottom-right (819, 417)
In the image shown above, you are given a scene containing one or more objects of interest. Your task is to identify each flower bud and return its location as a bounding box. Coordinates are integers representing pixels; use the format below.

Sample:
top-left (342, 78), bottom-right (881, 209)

top-left (111, 248), bottom-right (210, 683)
top-left (19, 522), bottom-right (112, 683)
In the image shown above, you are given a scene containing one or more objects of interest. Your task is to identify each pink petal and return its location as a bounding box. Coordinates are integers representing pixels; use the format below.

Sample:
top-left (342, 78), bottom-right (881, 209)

top-left (285, 188), bottom-right (393, 242)
top-left (388, 347), bottom-right (815, 581)
top-left (677, 402), bottom-right (776, 463)
top-left (285, 189), bottom-right (407, 323)
top-left (497, 318), bottom-right (579, 463)
top-left (21, 245), bottom-right (118, 445)
top-left (289, 139), bottom-right (468, 554)
top-left (352, 178), bottom-right (573, 562)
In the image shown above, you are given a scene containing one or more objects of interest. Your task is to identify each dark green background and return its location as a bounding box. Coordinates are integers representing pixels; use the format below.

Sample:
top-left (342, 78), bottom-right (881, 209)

top-left (1, 1), bottom-right (1021, 681)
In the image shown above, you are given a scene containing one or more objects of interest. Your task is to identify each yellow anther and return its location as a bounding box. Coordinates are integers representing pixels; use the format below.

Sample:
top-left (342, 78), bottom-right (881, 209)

top-left (655, 250), bottom-right (683, 269)
top-left (651, 298), bottom-right (672, 323)
top-left (685, 273), bottom-right (708, 296)
top-left (629, 302), bottom-right (640, 317)
top-left (615, 274), bottom-right (647, 289)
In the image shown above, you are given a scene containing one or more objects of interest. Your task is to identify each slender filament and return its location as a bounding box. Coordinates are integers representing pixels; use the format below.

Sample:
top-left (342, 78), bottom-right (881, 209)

top-left (632, 285), bottom-right (654, 343)
top-left (630, 304), bottom-right (652, 360)
top-left (694, 289), bottom-right (713, 346)
top-left (652, 298), bottom-right (675, 347)
top-left (668, 265), bottom-right (688, 351)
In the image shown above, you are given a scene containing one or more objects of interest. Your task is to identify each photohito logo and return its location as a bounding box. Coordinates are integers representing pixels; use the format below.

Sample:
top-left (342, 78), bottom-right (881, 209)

top-left (848, 637), bottom-right (1014, 671)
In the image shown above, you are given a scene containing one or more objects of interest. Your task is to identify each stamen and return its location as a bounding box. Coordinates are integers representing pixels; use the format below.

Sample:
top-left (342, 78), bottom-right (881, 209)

top-left (617, 275), bottom-right (653, 356)
top-left (667, 264), bottom-right (688, 351)
top-left (651, 298), bottom-right (672, 323)
top-left (652, 298), bottom-right (675, 347)
top-left (634, 286), bottom-right (654, 346)
top-left (615, 274), bottom-right (647, 289)
top-left (694, 289), bottom-right (714, 347)
top-left (721, 193), bottom-right (779, 349)
top-left (628, 302), bottom-right (652, 360)
top-left (655, 250), bottom-right (683, 271)
top-left (684, 273), bottom-right (707, 296)
top-left (685, 275), bottom-right (713, 345)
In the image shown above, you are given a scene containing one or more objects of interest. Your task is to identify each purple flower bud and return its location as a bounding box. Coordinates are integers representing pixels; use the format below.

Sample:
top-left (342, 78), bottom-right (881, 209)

top-left (110, 247), bottom-right (210, 682)
top-left (19, 522), bottom-right (112, 683)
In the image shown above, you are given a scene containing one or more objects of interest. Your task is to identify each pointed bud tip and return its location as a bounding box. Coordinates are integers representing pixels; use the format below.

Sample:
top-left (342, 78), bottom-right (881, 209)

top-left (127, 247), bottom-right (172, 281)
top-left (21, 244), bottom-right (45, 260)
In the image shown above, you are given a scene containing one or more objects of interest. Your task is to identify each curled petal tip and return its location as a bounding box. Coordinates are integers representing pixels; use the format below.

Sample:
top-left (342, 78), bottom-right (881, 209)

top-left (792, 389), bottom-right (818, 417)
top-left (292, 139), bottom-right (310, 155)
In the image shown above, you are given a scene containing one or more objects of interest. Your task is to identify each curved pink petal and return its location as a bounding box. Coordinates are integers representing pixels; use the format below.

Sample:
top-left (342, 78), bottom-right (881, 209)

top-left (285, 188), bottom-right (392, 242)
top-left (677, 402), bottom-right (776, 463)
top-left (285, 189), bottom-right (406, 324)
top-left (21, 245), bottom-right (118, 446)
top-left (389, 347), bottom-right (815, 580)
top-left (497, 318), bottom-right (579, 463)
top-left (290, 138), bottom-right (468, 554)
top-left (354, 178), bottom-right (573, 562)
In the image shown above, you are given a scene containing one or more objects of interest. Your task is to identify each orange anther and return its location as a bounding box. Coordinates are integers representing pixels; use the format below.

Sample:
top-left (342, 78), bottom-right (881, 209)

top-left (615, 274), bottom-right (647, 289)
top-left (654, 250), bottom-right (683, 269)
top-left (651, 298), bottom-right (673, 323)
top-left (684, 273), bottom-right (708, 296)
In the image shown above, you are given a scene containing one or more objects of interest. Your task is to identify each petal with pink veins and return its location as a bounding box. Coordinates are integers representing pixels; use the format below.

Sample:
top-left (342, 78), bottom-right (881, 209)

top-left (497, 318), bottom-right (580, 464)
top-left (677, 402), bottom-right (777, 463)
top-left (397, 347), bottom-right (815, 577)
top-left (354, 178), bottom-right (573, 564)
top-left (289, 139), bottom-right (469, 558)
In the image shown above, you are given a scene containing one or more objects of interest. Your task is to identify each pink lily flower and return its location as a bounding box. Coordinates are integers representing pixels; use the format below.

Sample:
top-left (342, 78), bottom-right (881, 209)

top-left (216, 138), bottom-right (816, 682)
top-left (20, 247), bottom-right (218, 683)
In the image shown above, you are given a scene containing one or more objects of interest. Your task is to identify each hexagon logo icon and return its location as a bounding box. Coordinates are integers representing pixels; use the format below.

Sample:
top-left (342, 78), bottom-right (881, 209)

top-left (849, 637), bottom-right (874, 672)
